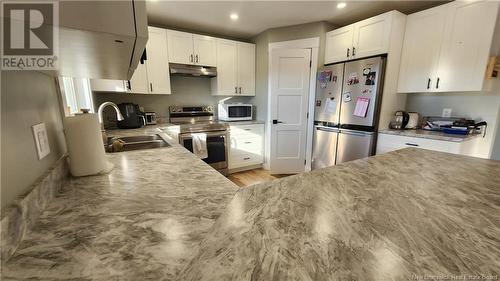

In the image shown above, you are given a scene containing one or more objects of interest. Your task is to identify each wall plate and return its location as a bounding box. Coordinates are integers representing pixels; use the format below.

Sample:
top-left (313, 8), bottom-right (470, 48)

top-left (32, 123), bottom-right (50, 160)
top-left (442, 108), bottom-right (452, 118)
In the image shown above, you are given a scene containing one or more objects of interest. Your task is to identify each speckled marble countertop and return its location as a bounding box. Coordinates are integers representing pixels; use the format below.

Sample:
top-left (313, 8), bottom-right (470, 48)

top-left (2, 126), bottom-right (239, 280)
top-left (180, 148), bottom-right (500, 281)
top-left (379, 129), bottom-right (481, 142)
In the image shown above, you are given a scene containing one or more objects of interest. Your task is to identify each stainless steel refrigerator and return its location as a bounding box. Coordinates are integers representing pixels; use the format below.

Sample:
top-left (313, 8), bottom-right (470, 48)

top-left (312, 56), bottom-right (385, 169)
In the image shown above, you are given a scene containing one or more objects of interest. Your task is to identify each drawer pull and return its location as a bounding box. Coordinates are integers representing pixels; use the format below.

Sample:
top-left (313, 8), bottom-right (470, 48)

top-left (405, 143), bottom-right (419, 147)
top-left (244, 128), bottom-right (252, 131)
top-left (243, 157), bottom-right (250, 160)
top-left (244, 141), bottom-right (252, 144)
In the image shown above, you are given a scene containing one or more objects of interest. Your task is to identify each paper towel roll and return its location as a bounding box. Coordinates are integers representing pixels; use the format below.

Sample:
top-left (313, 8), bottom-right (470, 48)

top-left (64, 113), bottom-right (112, 177)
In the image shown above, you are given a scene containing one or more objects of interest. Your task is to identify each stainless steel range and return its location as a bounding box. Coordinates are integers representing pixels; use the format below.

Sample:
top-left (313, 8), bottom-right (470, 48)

top-left (169, 106), bottom-right (229, 175)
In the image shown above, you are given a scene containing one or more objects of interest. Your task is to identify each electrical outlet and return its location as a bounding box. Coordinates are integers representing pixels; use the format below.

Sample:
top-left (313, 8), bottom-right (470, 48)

top-left (442, 108), bottom-right (452, 118)
top-left (32, 123), bottom-right (50, 160)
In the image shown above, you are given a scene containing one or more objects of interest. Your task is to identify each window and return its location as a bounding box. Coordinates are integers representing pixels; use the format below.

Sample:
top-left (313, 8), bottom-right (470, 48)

top-left (58, 77), bottom-right (94, 116)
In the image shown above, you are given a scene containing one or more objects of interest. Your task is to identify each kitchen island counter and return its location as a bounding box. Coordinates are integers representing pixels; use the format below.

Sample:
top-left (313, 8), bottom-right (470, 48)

top-left (2, 127), bottom-right (238, 280)
top-left (180, 148), bottom-right (500, 281)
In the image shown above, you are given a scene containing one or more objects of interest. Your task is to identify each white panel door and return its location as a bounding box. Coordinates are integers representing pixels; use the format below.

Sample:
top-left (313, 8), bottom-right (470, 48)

top-left (435, 1), bottom-right (499, 92)
top-left (193, 35), bottom-right (217, 67)
top-left (237, 42), bottom-right (256, 96)
top-left (397, 6), bottom-right (447, 93)
top-left (167, 30), bottom-right (194, 65)
top-left (324, 25), bottom-right (354, 64)
top-left (270, 48), bottom-right (311, 174)
top-left (146, 27), bottom-right (171, 94)
top-left (352, 12), bottom-right (392, 59)
top-left (128, 60), bottom-right (149, 94)
top-left (214, 39), bottom-right (238, 96)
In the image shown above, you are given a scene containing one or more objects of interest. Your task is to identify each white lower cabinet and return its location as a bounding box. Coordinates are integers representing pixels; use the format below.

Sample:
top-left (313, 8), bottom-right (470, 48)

top-left (228, 124), bottom-right (264, 171)
top-left (376, 133), bottom-right (479, 156)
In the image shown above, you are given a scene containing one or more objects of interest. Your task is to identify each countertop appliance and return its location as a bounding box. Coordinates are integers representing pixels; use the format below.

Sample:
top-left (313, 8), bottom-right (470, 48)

top-left (406, 112), bottom-right (420, 129)
top-left (312, 56), bottom-right (386, 169)
top-left (169, 105), bottom-right (229, 175)
top-left (117, 103), bottom-right (145, 129)
top-left (144, 112), bottom-right (157, 125)
top-left (218, 103), bottom-right (253, 121)
top-left (389, 111), bottom-right (410, 130)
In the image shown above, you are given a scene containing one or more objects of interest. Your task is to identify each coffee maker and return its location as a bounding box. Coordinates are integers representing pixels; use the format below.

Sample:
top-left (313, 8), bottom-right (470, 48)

top-left (117, 103), bottom-right (145, 129)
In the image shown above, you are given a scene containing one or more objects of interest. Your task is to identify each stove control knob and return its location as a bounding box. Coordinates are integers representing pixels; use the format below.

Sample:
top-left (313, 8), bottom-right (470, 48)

top-left (205, 106), bottom-right (214, 112)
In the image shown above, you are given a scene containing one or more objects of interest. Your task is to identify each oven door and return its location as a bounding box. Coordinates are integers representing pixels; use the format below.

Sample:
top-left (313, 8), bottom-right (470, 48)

top-left (227, 105), bottom-right (252, 120)
top-left (179, 130), bottom-right (228, 171)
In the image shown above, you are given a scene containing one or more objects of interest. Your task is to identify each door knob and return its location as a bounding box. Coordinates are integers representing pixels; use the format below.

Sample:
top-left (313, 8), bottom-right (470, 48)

top-left (273, 120), bottom-right (284, 124)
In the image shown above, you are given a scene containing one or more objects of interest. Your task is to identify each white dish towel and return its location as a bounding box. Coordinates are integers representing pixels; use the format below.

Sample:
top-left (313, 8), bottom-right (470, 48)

top-left (191, 133), bottom-right (208, 159)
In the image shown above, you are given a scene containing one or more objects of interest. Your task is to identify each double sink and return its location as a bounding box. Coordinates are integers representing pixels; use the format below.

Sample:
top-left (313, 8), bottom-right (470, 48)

top-left (104, 134), bottom-right (171, 153)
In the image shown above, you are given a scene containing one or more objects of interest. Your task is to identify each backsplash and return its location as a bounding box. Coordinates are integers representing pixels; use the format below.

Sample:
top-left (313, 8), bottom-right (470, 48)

top-left (93, 76), bottom-right (254, 128)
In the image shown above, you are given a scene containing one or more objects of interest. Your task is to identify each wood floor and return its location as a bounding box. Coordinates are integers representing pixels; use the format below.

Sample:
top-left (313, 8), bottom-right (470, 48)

top-left (227, 168), bottom-right (290, 187)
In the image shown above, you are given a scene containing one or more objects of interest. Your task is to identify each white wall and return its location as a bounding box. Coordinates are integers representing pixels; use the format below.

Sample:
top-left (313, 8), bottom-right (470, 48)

top-left (406, 80), bottom-right (500, 159)
top-left (1, 71), bottom-right (67, 212)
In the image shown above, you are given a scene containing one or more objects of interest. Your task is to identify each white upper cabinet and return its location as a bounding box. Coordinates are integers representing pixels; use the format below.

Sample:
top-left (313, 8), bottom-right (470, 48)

top-left (397, 5), bottom-right (447, 93)
top-left (434, 1), bottom-right (499, 92)
top-left (397, 0), bottom-right (499, 93)
top-left (193, 35), bottom-right (217, 67)
top-left (325, 26), bottom-right (354, 63)
top-left (324, 11), bottom-right (401, 64)
top-left (212, 40), bottom-right (256, 96)
top-left (90, 79), bottom-right (127, 92)
top-left (212, 40), bottom-right (238, 96)
top-left (237, 43), bottom-right (256, 96)
top-left (167, 30), bottom-right (194, 65)
top-left (146, 27), bottom-right (171, 94)
top-left (352, 13), bottom-right (392, 59)
top-left (128, 60), bottom-right (149, 94)
top-left (167, 30), bottom-right (217, 66)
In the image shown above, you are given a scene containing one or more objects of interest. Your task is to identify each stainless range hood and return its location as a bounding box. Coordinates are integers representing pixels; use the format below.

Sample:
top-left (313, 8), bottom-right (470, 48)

top-left (169, 63), bottom-right (217, 77)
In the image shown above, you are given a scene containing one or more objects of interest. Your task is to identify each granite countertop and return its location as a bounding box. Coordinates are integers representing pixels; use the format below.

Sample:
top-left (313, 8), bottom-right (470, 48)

top-left (180, 148), bottom-right (500, 281)
top-left (2, 126), bottom-right (239, 280)
top-left (379, 129), bottom-right (481, 142)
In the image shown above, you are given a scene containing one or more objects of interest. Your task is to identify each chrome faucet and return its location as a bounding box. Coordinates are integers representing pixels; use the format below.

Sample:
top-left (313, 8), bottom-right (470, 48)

top-left (98, 102), bottom-right (124, 144)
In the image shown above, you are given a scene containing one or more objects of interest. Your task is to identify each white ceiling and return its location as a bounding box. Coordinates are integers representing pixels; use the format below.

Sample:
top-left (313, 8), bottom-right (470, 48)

top-left (147, 1), bottom-right (447, 39)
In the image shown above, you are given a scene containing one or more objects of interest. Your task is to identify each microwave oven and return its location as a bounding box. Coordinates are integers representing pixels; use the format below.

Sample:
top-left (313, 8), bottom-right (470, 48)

top-left (218, 104), bottom-right (253, 121)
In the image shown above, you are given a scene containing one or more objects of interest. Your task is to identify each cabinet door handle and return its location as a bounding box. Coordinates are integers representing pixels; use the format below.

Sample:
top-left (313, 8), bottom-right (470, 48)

top-left (243, 157), bottom-right (251, 160)
top-left (405, 143), bottom-right (419, 147)
top-left (190, 54), bottom-right (194, 63)
top-left (436, 78), bottom-right (440, 89)
top-left (127, 80), bottom-right (131, 90)
top-left (150, 82), bottom-right (153, 92)
top-left (234, 86), bottom-right (238, 94)
top-left (352, 46), bottom-right (356, 56)
top-left (427, 78), bottom-right (431, 89)
top-left (347, 48), bottom-right (350, 58)
top-left (195, 54), bottom-right (199, 63)
top-left (239, 87), bottom-right (242, 94)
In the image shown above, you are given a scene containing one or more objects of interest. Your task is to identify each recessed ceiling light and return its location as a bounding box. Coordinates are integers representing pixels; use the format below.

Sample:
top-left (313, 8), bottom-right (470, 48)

top-left (337, 2), bottom-right (346, 9)
top-left (230, 13), bottom-right (239, 20)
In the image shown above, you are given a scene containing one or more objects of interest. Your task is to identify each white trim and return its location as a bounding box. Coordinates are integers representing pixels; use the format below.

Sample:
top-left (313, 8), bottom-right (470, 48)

top-left (268, 37), bottom-right (320, 50)
top-left (265, 37), bottom-right (319, 172)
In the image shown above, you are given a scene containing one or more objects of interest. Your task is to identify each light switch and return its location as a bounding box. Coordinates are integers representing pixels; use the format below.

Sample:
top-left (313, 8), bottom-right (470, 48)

top-left (32, 123), bottom-right (50, 160)
top-left (442, 108), bottom-right (452, 118)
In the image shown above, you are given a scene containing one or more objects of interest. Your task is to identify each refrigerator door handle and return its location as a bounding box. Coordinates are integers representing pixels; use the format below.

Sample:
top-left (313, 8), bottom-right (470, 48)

top-left (316, 126), bottom-right (339, 133)
top-left (340, 128), bottom-right (374, 136)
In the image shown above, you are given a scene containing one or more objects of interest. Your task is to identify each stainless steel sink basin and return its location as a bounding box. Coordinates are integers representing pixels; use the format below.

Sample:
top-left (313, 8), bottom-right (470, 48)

top-left (105, 134), bottom-right (171, 153)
